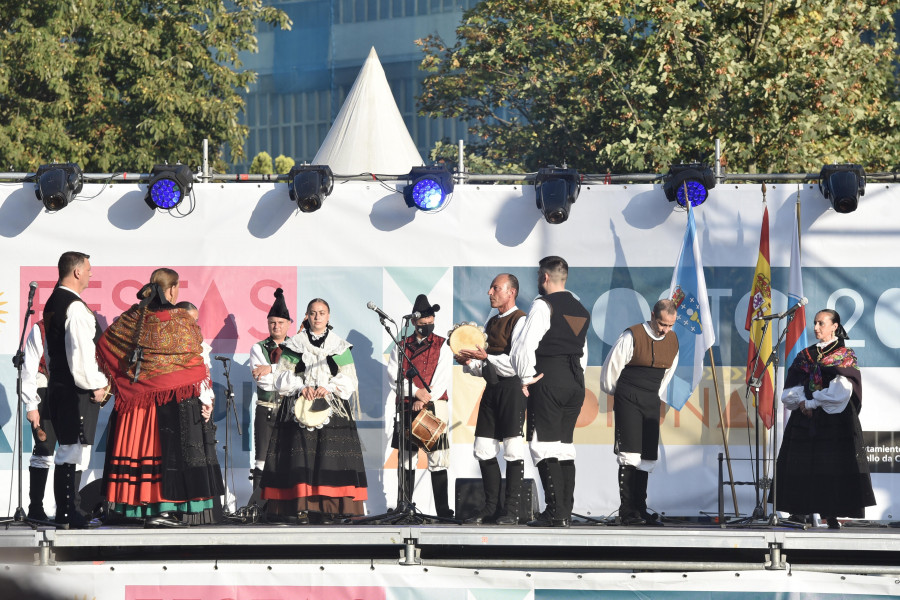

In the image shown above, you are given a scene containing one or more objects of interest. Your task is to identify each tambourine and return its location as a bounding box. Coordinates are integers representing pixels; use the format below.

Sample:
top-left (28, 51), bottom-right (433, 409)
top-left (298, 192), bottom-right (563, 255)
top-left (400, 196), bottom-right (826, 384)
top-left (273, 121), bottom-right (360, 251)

top-left (447, 322), bottom-right (487, 355)
top-left (293, 395), bottom-right (333, 431)
top-left (410, 410), bottom-right (446, 452)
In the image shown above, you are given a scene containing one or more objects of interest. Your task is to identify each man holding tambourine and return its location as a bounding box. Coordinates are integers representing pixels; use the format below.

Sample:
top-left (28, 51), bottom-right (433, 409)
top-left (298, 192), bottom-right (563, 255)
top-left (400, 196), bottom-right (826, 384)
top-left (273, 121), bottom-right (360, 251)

top-left (387, 294), bottom-right (454, 518)
top-left (455, 273), bottom-right (528, 525)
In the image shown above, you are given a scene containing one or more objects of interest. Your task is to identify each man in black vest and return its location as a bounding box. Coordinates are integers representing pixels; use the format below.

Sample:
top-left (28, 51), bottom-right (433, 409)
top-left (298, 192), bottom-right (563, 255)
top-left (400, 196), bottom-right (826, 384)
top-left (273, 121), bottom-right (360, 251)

top-left (600, 299), bottom-right (679, 526)
top-left (43, 251), bottom-right (108, 528)
top-left (456, 273), bottom-right (528, 525)
top-left (249, 288), bottom-right (293, 507)
top-left (511, 256), bottom-right (589, 527)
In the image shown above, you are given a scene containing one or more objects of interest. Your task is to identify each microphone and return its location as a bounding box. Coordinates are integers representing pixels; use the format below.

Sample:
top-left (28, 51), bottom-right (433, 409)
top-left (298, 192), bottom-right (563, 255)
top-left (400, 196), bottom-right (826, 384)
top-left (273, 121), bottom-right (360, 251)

top-left (404, 311), bottom-right (421, 320)
top-left (753, 297), bottom-right (808, 321)
top-left (367, 301), bottom-right (395, 323)
top-left (27, 281), bottom-right (38, 303)
top-left (214, 355), bottom-right (231, 362)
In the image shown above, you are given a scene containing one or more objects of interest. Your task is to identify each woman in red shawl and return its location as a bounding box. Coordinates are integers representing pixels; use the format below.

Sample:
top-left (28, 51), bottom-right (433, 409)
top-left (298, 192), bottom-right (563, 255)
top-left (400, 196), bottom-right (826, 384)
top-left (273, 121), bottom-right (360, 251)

top-left (773, 309), bottom-right (875, 528)
top-left (97, 268), bottom-right (223, 527)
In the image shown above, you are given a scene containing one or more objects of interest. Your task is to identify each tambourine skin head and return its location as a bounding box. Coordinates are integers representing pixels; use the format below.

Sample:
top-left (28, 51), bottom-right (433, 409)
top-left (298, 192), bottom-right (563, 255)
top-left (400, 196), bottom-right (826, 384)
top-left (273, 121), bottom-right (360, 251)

top-left (448, 323), bottom-right (488, 354)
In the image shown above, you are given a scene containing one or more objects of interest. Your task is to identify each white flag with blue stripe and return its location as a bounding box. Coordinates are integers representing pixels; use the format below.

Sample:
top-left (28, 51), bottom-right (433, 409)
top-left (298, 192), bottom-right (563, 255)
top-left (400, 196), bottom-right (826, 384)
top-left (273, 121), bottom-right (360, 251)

top-left (667, 203), bottom-right (716, 410)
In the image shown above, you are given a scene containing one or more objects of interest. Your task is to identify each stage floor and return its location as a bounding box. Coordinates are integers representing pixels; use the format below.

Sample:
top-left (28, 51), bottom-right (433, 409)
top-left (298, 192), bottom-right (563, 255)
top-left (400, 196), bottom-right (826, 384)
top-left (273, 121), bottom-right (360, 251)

top-left (3, 516), bottom-right (900, 574)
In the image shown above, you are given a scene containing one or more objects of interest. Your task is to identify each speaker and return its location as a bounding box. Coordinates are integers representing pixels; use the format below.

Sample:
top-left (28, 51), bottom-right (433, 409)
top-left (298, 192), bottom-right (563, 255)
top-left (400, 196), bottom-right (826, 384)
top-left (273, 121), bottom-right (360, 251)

top-left (455, 477), bottom-right (538, 522)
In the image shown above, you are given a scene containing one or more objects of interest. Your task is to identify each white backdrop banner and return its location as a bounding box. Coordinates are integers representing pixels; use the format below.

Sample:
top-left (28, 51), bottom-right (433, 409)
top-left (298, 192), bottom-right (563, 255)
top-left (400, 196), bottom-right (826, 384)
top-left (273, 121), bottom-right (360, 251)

top-left (1, 180), bottom-right (898, 520)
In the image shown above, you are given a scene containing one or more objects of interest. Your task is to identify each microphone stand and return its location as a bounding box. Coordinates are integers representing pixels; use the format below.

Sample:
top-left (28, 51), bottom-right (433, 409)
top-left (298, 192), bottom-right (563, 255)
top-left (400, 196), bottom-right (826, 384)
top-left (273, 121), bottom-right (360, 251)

top-left (356, 313), bottom-right (457, 525)
top-left (0, 286), bottom-right (53, 528)
top-left (215, 357), bottom-right (244, 522)
top-left (730, 313), bottom-right (804, 529)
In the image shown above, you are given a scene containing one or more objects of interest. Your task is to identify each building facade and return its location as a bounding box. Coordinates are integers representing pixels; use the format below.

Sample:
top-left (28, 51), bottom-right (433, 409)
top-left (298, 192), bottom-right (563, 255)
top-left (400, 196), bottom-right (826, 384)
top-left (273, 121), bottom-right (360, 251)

top-left (233, 0), bottom-right (478, 171)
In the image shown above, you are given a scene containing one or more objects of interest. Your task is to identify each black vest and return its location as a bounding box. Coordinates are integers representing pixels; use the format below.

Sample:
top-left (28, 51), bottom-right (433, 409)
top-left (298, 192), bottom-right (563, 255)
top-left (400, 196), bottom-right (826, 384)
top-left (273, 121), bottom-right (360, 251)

top-left (535, 291), bottom-right (590, 358)
top-left (43, 286), bottom-right (101, 388)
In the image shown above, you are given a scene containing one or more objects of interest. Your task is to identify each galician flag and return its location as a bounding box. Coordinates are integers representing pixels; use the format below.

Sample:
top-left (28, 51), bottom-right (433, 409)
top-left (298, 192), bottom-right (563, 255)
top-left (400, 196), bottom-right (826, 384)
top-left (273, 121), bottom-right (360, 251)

top-left (784, 202), bottom-right (808, 368)
top-left (667, 202), bottom-right (715, 411)
top-left (745, 206), bottom-right (775, 429)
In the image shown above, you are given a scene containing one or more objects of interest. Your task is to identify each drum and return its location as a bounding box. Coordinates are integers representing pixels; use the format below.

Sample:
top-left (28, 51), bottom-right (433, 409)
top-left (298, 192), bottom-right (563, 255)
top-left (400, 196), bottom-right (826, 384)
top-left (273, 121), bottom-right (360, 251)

top-left (447, 322), bottom-right (487, 355)
top-left (410, 410), bottom-right (446, 452)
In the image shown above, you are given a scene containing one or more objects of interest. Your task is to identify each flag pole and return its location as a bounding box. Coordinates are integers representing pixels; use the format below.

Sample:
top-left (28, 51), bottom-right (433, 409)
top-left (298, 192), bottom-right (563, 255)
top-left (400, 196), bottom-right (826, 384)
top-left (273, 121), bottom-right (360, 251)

top-left (707, 349), bottom-right (740, 516)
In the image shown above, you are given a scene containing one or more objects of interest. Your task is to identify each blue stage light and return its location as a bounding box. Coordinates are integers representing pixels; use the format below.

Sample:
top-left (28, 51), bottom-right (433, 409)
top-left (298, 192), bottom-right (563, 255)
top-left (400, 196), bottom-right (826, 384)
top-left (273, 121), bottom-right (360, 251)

top-left (145, 164), bottom-right (193, 210)
top-left (403, 166), bottom-right (454, 212)
top-left (664, 164), bottom-right (716, 208)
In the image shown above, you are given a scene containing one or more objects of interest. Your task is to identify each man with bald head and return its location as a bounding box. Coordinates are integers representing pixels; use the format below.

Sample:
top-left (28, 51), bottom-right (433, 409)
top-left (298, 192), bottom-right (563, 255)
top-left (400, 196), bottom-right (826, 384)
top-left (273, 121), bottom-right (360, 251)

top-left (456, 273), bottom-right (528, 525)
top-left (600, 299), bottom-right (679, 526)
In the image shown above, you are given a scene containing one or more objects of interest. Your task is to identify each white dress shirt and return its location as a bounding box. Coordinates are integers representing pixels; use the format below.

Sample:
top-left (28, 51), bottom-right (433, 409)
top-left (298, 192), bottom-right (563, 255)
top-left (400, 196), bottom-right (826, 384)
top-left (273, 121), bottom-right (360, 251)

top-left (510, 294), bottom-right (588, 385)
top-left (599, 323), bottom-right (679, 403)
top-left (22, 323), bottom-right (47, 412)
top-left (462, 306), bottom-right (525, 379)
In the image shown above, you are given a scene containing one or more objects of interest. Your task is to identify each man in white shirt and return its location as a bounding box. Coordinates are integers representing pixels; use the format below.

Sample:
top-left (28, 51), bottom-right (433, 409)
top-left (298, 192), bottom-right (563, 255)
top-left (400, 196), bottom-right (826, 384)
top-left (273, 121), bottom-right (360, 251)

top-left (21, 319), bottom-right (56, 521)
top-left (456, 273), bottom-right (528, 525)
top-left (510, 256), bottom-right (590, 528)
top-left (42, 251), bottom-right (108, 528)
top-left (599, 299), bottom-right (679, 526)
top-left (247, 288), bottom-right (293, 507)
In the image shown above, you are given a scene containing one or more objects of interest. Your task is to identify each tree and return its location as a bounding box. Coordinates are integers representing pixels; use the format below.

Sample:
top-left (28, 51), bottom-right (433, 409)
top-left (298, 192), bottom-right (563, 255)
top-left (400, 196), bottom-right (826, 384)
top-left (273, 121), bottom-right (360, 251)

top-left (418, 0), bottom-right (900, 173)
top-left (0, 0), bottom-right (290, 173)
top-left (274, 154), bottom-right (295, 174)
top-left (250, 151), bottom-right (274, 175)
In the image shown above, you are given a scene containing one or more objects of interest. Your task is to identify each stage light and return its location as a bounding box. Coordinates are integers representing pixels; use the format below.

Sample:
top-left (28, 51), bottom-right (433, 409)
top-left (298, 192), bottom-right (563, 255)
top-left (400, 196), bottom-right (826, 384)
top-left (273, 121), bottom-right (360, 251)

top-left (288, 165), bottom-right (333, 213)
top-left (663, 163), bottom-right (716, 207)
top-left (403, 166), bottom-right (454, 212)
top-left (819, 164), bottom-right (865, 214)
top-left (535, 167), bottom-right (580, 224)
top-left (145, 164), bottom-right (194, 210)
top-left (34, 163), bottom-right (83, 212)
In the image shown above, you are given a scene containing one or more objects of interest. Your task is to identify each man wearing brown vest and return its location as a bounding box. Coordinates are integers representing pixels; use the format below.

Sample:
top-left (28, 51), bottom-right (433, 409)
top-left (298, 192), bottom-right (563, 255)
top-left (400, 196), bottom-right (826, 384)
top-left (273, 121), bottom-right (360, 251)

top-left (600, 299), bottom-right (679, 526)
top-left (456, 273), bottom-right (528, 525)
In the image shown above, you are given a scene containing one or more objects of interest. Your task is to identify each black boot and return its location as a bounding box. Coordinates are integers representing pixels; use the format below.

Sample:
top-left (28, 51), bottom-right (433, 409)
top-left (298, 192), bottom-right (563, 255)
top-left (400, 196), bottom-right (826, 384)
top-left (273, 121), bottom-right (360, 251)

top-left (634, 468), bottom-right (661, 525)
top-left (527, 458), bottom-right (568, 527)
top-left (616, 465), bottom-right (645, 526)
top-left (560, 459), bottom-right (576, 522)
top-left (465, 458), bottom-right (501, 524)
top-left (404, 469), bottom-right (417, 504)
top-left (430, 469), bottom-right (454, 518)
top-left (54, 463), bottom-right (93, 529)
top-left (496, 460), bottom-right (524, 525)
top-left (28, 466), bottom-right (50, 521)
top-left (248, 468), bottom-right (264, 507)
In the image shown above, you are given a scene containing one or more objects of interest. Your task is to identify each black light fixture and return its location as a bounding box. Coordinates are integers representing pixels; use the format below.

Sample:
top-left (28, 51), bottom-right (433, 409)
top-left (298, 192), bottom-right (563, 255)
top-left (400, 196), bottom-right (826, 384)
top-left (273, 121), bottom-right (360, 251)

top-left (535, 166), bottom-right (580, 224)
top-left (34, 163), bottom-right (83, 212)
top-left (288, 165), bottom-right (333, 213)
top-left (663, 163), bottom-right (716, 207)
top-left (145, 164), bottom-right (194, 210)
top-left (403, 166), bottom-right (454, 212)
top-left (819, 164), bottom-right (865, 213)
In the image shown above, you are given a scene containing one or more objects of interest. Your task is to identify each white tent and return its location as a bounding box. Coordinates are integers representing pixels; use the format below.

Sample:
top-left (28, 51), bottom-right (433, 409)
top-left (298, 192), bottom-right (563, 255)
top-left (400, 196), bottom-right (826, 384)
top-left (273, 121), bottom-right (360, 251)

top-left (313, 47), bottom-right (424, 175)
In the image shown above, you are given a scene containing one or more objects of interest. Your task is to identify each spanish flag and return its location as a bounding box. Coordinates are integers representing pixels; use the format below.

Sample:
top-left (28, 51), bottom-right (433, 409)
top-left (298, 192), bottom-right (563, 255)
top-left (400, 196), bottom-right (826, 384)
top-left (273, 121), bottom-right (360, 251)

top-left (745, 206), bottom-right (775, 428)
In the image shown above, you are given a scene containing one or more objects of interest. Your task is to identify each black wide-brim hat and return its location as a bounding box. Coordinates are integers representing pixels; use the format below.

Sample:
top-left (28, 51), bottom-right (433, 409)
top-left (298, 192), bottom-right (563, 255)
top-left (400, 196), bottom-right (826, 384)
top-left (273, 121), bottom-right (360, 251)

top-left (412, 293), bottom-right (440, 318)
top-left (268, 287), bottom-right (293, 322)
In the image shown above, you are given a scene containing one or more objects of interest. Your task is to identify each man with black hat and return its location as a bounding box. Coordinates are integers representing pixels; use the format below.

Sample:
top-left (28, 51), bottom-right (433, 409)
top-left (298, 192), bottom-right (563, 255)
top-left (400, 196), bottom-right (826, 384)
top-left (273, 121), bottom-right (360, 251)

top-left (42, 251), bottom-right (108, 529)
top-left (387, 293), bottom-right (454, 518)
top-left (510, 256), bottom-right (589, 528)
top-left (248, 287), bottom-right (293, 506)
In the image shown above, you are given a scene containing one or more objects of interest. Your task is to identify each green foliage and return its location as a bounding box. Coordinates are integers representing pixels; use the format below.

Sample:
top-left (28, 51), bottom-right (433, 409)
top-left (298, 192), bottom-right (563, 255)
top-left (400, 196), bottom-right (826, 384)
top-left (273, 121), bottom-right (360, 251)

top-left (429, 140), bottom-right (524, 174)
top-left (418, 0), bottom-right (900, 173)
top-left (0, 0), bottom-right (290, 173)
top-left (274, 154), bottom-right (295, 174)
top-left (249, 151), bottom-right (274, 175)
